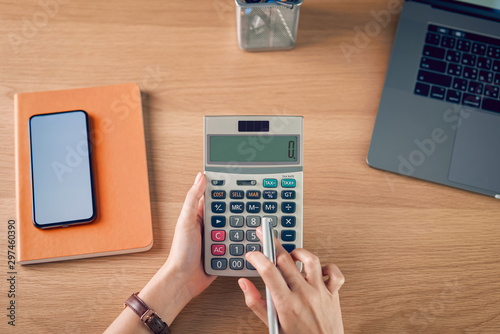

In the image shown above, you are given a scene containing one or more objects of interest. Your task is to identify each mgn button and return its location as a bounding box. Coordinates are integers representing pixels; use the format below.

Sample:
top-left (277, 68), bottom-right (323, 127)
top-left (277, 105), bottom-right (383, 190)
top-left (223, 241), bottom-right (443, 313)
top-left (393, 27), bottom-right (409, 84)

top-left (211, 244), bottom-right (225, 256)
top-left (282, 244), bottom-right (296, 253)
top-left (211, 258), bottom-right (227, 270)
top-left (246, 216), bottom-right (261, 227)
top-left (211, 180), bottom-right (224, 186)
top-left (230, 190), bottom-right (244, 199)
top-left (263, 190), bottom-right (278, 199)
top-left (230, 216), bottom-right (244, 227)
top-left (281, 230), bottom-right (296, 242)
top-left (230, 244), bottom-right (244, 256)
top-left (281, 216), bottom-right (296, 227)
top-left (246, 230), bottom-right (258, 242)
top-left (246, 244), bottom-right (261, 252)
top-left (281, 190), bottom-right (296, 199)
top-left (263, 202), bottom-right (278, 213)
top-left (211, 190), bottom-right (226, 199)
top-left (211, 230), bottom-right (225, 242)
top-left (230, 202), bottom-right (244, 213)
top-left (281, 179), bottom-right (296, 188)
top-left (246, 190), bottom-right (261, 199)
top-left (211, 202), bottom-right (226, 213)
top-left (211, 216), bottom-right (226, 228)
top-left (282, 202), bottom-right (296, 213)
top-left (229, 258), bottom-right (245, 270)
top-left (229, 230), bottom-right (244, 242)
top-left (246, 202), bottom-right (261, 213)
top-left (263, 179), bottom-right (277, 188)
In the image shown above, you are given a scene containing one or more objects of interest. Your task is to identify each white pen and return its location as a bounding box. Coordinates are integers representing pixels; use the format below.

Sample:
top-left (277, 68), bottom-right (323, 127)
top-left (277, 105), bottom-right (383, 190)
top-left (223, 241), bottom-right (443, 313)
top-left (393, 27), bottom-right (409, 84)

top-left (262, 217), bottom-right (279, 334)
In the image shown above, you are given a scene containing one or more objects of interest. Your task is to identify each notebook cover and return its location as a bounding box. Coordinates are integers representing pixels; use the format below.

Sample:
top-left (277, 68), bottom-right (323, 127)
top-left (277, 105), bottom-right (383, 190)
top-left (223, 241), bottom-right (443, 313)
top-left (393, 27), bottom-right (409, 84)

top-left (15, 83), bottom-right (153, 264)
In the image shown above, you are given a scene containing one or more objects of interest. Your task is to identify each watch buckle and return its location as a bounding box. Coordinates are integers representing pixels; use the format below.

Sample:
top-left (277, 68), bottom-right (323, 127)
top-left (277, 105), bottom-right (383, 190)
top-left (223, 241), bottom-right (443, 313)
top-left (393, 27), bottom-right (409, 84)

top-left (140, 309), bottom-right (155, 324)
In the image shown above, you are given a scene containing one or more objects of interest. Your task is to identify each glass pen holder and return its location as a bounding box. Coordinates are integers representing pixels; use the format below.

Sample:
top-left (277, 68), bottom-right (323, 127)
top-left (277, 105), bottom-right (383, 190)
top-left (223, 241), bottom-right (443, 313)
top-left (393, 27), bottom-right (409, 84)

top-left (235, 0), bottom-right (303, 51)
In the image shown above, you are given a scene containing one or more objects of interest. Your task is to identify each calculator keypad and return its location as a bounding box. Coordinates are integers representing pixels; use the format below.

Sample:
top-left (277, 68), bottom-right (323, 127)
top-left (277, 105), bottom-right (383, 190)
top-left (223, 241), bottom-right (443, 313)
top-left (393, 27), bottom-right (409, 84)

top-left (205, 171), bottom-right (303, 277)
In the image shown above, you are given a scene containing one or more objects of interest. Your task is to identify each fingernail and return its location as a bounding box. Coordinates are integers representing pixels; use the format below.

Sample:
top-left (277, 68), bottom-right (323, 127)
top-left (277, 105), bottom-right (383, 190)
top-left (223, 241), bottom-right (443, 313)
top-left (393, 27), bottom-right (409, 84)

top-left (194, 172), bottom-right (202, 185)
top-left (238, 279), bottom-right (247, 292)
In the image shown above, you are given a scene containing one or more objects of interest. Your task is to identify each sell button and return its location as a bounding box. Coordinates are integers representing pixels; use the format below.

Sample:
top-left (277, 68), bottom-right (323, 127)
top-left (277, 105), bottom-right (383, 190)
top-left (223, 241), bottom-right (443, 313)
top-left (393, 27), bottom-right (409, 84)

top-left (281, 179), bottom-right (296, 188)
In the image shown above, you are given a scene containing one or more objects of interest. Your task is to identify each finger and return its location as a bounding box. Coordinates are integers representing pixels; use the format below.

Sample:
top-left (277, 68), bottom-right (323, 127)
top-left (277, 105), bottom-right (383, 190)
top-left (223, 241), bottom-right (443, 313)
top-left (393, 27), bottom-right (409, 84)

top-left (256, 227), bottom-right (304, 291)
top-left (323, 263), bottom-right (345, 294)
top-left (238, 278), bottom-right (268, 326)
top-left (177, 173), bottom-right (206, 228)
top-left (245, 251), bottom-right (290, 303)
top-left (196, 195), bottom-right (205, 225)
top-left (289, 248), bottom-right (324, 288)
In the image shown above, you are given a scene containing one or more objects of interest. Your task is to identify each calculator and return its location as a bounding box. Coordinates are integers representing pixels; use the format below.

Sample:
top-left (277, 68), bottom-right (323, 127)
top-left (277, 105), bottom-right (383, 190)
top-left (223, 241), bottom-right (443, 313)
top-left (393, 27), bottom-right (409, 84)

top-left (203, 116), bottom-right (303, 277)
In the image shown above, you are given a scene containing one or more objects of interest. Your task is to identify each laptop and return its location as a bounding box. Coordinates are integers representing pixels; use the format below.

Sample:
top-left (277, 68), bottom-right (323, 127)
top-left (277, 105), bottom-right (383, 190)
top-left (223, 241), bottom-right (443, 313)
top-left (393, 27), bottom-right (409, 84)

top-left (367, 0), bottom-right (500, 198)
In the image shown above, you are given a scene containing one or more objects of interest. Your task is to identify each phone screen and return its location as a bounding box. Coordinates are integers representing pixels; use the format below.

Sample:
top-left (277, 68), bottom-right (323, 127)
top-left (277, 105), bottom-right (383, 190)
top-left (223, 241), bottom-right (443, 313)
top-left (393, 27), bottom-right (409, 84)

top-left (29, 110), bottom-right (96, 228)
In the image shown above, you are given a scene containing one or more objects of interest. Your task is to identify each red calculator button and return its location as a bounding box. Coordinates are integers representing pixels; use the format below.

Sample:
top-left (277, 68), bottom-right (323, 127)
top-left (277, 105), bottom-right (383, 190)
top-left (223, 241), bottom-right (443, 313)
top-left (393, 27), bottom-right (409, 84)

top-left (211, 244), bottom-right (225, 256)
top-left (212, 230), bottom-right (226, 241)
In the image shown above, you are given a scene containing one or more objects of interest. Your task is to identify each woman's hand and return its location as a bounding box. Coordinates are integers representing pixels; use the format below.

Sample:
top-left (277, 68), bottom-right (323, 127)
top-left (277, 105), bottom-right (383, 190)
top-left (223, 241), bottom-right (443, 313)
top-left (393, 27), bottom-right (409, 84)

top-left (238, 227), bottom-right (344, 334)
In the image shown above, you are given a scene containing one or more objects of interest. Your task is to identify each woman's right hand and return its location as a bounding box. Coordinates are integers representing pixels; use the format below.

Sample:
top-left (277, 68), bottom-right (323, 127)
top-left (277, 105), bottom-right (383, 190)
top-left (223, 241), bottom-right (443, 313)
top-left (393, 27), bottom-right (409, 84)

top-left (238, 227), bottom-right (345, 334)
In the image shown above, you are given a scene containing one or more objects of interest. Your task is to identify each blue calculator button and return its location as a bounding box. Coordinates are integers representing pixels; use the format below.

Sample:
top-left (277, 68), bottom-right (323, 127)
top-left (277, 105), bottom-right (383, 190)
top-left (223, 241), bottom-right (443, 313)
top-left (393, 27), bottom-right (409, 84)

top-left (230, 202), bottom-right (244, 213)
top-left (282, 244), bottom-right (296, 253)
top-left (281, 179), bottom-right (296, 188)
top-left (246, 244), bottom-right (261, 252)
top-left (263, 190), bottom-right (277, 199)
top-left (281, 190), bottom-right (296, 199)
top-left (263, 202), bottom-right (278, 213)
top-left (230, 190), bottom-right (244, 199)
top-left (263, 179), bottom-right (277, 188)
top-left (281, 230), bottom-right (296, 242)
top-left (281, 216), bottom-right (296, 227)
top-left (246, 216), bottom-right (261, 227)
top-left (246, 202), bottom-right (261, 213)
top-left (229, 258), bottom-right (245, 270)
top-left (246, 230), bottom-right (259, 242)
top-left (281, 202), bottom-right (296, 213)
top-left (211, 216), bottom-right (226, 227)
top-left (211, 190), bottom-right (226, 199)
top-left (211, 258), bottom-right (227, 270)
top-left (246, 190), bottom-right (261, 199)
top-left (246, 261), bottom-right (256, 270)
top-left (229, 230), bottom-right (244, 242)
top-left (230, 244), bottom-right (244, 256)
top-left (211, 202), bottom-right (226, 213)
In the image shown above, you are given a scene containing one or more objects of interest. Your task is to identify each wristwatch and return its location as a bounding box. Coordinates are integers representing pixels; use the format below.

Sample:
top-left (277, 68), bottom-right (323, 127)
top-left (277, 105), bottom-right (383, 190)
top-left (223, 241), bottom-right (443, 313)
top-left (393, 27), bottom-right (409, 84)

top-left (124, 293), bottom-right (171, 334)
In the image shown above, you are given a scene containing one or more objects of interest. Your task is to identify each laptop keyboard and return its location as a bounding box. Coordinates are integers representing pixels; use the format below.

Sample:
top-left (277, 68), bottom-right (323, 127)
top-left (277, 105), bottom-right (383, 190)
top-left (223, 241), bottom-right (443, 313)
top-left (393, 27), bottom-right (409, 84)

top-left (414, 24), bottom-right (500, 113)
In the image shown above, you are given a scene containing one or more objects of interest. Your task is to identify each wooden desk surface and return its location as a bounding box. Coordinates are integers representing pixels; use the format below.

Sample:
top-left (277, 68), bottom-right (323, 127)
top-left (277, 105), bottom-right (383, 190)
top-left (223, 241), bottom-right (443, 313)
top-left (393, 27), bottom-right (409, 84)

top-left (1, 0), bottom-right (499, 333)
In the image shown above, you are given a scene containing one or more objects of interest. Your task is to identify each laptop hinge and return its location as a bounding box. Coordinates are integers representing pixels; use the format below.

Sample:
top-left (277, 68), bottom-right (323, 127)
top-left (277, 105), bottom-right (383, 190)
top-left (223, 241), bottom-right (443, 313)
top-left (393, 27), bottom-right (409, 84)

top-left (409, 0), bottom-right (500, 22)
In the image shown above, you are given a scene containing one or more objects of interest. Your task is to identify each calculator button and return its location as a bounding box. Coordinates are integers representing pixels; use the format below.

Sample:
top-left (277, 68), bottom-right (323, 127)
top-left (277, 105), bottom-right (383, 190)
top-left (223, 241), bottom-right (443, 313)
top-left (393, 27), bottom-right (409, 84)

top-left (230, 244), bottom-right (244, 256)
top-left (281, 202), bottom-right (296, 213)
top-left (211, 230), bottom-right (226, 242)
top-left (263, 202), bottom-right (278, 213)
top-left (246, 261), bottom-right (256, 270)
top-left (281, 190), bottom-right (296, 199)
top-left (263, 216), bottom-right (278, 227)
top-left (281, 230), bottom-right (296, 242)
top-left (211, 258), bottom-right (227, 270)
top-left (229, 230), bottom-right (244, 242)
top-left (281, 216), bottom-right (296, 227)
top-left (246, 216), bottom-right (261, 227)
top-left (281, 179), bottom-right (296, 188)
top-left (282, 244), bottom-right (296, 253)
top-left (211, 216), bottom-right (226, 228)
top-left (230, 202), bottom-right (244, 213)
top-left (246, 202), bottom-right (261, 213)
top-left (211, 202), bottom-right (226, 213)
top-left (229, 258), bottom-right (245, 270)
top-left (263, 190), bottom-right (278, 199)
top-left (230, 216), bottom-right (244, 227)
top-left (211, 180), bottom-right (225, 186)
top-left (246, 244), bottom-right (261, 252)
top-left (230, 190), bottom-right (244, 199)
top-left (237, 180), bottom-right (257, 186)
top-left (211, 190), bottom-right (226, 199)
top-left (263, 179), bottom-right (278, 188)
top-left (211, 244), bottom-right (226, 256)
top-left (246, 230), bottom-right (259, 242)
top-left (246, 190), bottom-right (261, 199)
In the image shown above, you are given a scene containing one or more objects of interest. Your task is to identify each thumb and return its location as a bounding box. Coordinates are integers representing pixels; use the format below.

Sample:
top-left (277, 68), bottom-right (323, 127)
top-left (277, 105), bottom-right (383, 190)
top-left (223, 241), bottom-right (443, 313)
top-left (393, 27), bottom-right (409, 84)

top-left (177, 173), bottom-right (206, 225)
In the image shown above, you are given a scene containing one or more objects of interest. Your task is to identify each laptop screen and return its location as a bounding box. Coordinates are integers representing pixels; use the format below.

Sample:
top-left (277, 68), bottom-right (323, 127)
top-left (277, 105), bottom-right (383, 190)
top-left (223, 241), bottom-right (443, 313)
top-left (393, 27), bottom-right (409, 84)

top-left (454, 0), bottom-right (500, 10)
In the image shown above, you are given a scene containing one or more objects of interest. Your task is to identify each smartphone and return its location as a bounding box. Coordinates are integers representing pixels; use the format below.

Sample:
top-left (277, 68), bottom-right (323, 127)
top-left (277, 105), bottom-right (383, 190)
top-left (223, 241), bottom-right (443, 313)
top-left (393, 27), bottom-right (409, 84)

top-left (29, 110), bottom-right (97, 229)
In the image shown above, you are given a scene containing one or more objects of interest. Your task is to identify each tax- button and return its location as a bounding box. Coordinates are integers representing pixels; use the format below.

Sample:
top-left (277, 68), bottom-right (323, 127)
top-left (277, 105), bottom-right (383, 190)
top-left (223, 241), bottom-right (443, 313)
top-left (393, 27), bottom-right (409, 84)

top-left (263, 179), bottom-right (277, 188)
top-left (281, 179), bottom-right (296, 188)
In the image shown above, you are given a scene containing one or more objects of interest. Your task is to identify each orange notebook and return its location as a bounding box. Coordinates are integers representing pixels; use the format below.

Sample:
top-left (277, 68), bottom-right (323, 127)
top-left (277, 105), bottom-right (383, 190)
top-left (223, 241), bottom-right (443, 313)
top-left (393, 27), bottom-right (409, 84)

top-left (15, 83), bottom-right (153, 264)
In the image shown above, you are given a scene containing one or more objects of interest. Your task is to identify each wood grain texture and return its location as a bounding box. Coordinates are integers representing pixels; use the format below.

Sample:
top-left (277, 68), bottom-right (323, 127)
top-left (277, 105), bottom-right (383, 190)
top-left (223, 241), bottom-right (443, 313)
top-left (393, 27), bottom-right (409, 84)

top-left (1, 0), bottom-right (499, 333)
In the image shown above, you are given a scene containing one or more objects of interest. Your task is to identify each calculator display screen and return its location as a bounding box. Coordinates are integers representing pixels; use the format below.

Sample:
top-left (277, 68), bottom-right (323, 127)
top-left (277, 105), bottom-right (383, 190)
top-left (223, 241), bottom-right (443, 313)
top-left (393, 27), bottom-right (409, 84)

top-left (209, 135), bottom-right (298, 163)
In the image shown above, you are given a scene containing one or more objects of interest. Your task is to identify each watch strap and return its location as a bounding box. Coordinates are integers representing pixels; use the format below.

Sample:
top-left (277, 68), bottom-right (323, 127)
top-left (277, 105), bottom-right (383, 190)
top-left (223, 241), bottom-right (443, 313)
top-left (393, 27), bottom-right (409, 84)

top-left (125, 293), bottom-right (171, 334)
